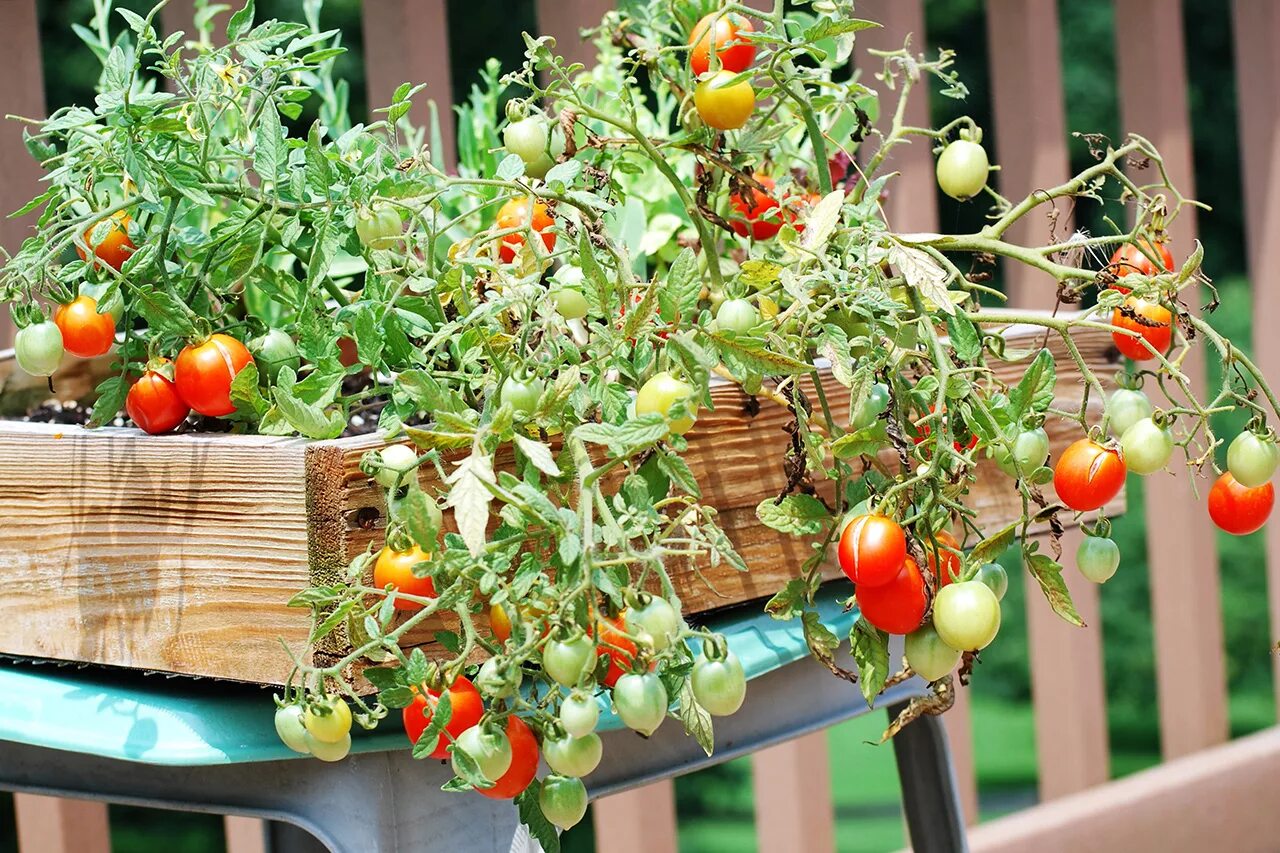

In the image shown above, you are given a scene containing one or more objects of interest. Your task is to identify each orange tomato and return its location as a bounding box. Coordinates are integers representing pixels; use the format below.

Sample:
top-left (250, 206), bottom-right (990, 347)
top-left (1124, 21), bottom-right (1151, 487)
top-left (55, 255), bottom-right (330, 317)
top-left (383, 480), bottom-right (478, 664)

top-left (496, 197), bottom-right (555, 264)
top-left (596, 614), bottom-right (638, 688)
top-left (77, 211), bottom-right (135, 271)
top-left (54, 295), bottom-right (115, 358)
top-left (1111, 297), bottom-right (1172, 361)
top-left (373, 544), bottom-right (436, 611)
top-left (174, 334), bottom-right (254, 417)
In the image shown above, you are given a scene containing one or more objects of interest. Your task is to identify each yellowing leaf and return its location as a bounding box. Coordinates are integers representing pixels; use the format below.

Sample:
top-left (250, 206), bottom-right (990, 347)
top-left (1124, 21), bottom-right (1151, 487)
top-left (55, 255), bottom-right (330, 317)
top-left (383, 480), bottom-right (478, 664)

top-left (889, 242), bottom-right (956, 316)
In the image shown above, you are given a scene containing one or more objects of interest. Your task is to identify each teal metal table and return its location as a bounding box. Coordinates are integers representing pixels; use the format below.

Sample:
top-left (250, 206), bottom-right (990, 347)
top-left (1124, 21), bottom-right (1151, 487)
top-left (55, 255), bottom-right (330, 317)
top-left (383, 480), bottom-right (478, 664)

top-left (0, 590), bottom-right (967, 852)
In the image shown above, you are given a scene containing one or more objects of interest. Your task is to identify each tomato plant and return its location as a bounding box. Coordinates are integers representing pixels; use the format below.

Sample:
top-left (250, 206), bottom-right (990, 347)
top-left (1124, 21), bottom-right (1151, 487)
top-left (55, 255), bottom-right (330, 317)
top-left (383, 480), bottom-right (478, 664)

top-left (1108, 239), bottom-right (1174, 286)
top-left (1120, 417), bottom-right (1174, 475)
top-left (54, 295), bottom-right (115, 358)
top-left (247, 329), bottom-right (300, 384)
top-left (274, 704), bottom-right (311, 754)
top-left (539, 775), bottom-right (588, 831)
top-left (304, 696), bottom-right (353, 744)
top-left (543, 632), bottom-right (598, 687)
top-left (932, 581), bottom-right (1001, 651)
top-left (452, 723), bottom-right (513, 785)
top-left (355, 203), bottom-right (403, 250)
top-left (1208, 472), bottom-right (1275, 535)
top-left (174, 334), bottom-right (254, 417)
top-left (543, 731), bottom-right (603, 778)
top-left (126, 363), bottom-right (190, 435)
top-left (1108, 388), bottom-right (1153, 438)
top-left (691, 648), bottom-right (747, 716)
top-left (1054, 438), bottom-right (1127, 512)
top-left (560, 692), bottom-right (600, 738)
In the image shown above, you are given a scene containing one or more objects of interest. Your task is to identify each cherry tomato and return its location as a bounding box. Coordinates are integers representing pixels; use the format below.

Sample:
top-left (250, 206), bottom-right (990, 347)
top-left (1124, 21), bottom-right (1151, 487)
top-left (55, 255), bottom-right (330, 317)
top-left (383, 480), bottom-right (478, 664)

top-left (905, 622), bottom-right (961, 682)
top-left (1111, 297), bottom-right (1172, 361)
top-left (543, 731), bottom-right (603, 778)
top-left (851, 383), bottom-right (890, 431)
top-left (1053, 438), bottom-right (1126, 512)
top-left (716, 297), bottom-right (759, 333)
top-left (503, 116), bottom-right (550, 167)
top-left (612, 671), bottom-right (668, 736)
top-left (77, 210), bottom-right (135, 270)
top-left (1208, 472), bottom-right (1275, 535)
top-left (994, 427), bottom-right (1051, 478)
top-left (597, 614), bottom-right (638, 688)
top-left (304, 731), bottom-right (351, 762)
top-left (174, 334), bottom-right (254, 417)
top-left (496, 197), bottom-right (555, 264)
top-left (126, 364), bottom-right (190, 435)
top-left (490, 602), bottom-right (513, 644)
top-left (914, 406), bottom-right (978, 453)
top-left (694, 70), bottom-right (755, 131)
top-left (14, 321), bottom-right (64, 377)
top-left (974, 562), bottom-right (1008, 601)
top-left (552, 287), bottom-right (590, 320)
top-left (543, 633), bottom-right (598, 687)
top-left (274, 704), bottom-right (311, 754)
top-left (635, 371), bottom-right (697, 435)
top-left (856, 557), bottom-right (928, 635)
top-left (247, 329), bottom-right (300, 383)
top-left (373, 443), bottom-right (418, 489)
top-left (303, 696), bottom-right (353, 745)
top-left (626, 596), bottom-right (682, 651)
top-left (500, 377), bottom-right (544, 415)
top-left (691, 650), bottom-right (746, 716)
top-left (477, 656), bottom-right (523, 699)
top-left (837, 514), bottom-right (907, 587)
top-left (1108, 388), bottom-right (1153, 438)
top-left (1120, 417), bottom-right (1174, 475)
top-left (1076, 535), bottom-right (1120, 583)
top-left (402, 676), bottom-right (485, 759)
top-left (54, 295), bottom-right (115, 358)
top-left (1227, 432), bottom-right (1280, 488)
top-left (932, 581), bottom-right (1001, 651)
top-left (560, 691), bottom-right (600, 737)
top-left (355, 203), bottom-right (403, 250)
top-left (1108, 239), bottom-right (1174, 290)
top-left (729, 174), bottom-right (782, 240)
top-left (688, 11), bottom-right (756, 76)
top-left (540, 775), bottom-right (589, 831)
top-left (936, 139), bottom-right (989, 201)
top-left (478, 716), bottom-right (539, 799)
top-left (373, 544), bottom-right (435, 611)
top-left (452, 723), bottom-right (512, 784)
top-left (924, 530), bottom-right (962, 588)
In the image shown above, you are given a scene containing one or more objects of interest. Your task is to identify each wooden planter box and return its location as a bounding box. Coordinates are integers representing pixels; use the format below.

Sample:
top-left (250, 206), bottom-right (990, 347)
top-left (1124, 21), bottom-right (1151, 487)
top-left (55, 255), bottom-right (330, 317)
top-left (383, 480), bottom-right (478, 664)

top-left (0, 316), bottom-right (1124, 685)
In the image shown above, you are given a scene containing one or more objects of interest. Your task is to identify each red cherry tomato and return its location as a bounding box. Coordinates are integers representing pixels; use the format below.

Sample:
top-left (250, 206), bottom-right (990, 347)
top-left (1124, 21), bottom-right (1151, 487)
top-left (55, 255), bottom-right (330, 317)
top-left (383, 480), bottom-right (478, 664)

top-left (1207, 472), bottom-right (1275, 535)
top-left (838, 514), bottom-right (907, 587)
top-left (597, 614), bottom-right (638, 688)
top-left (913, 406), bottom-right (979, 452)
top-left (54, 295), bottom-right (115, 358)
top-left (373, 544), bottom-right (436, 611)
top-left (1107, 240), bottom-right (1174, 293)
top-left (496, 197), bottom-right (555, 264)
top-left (174, 334), bottom-right (254, 417)
top-left (730, 174), bottom-right (782, 240)
top-left (1111, 297), bottom-right (1172, 361)
top-left (857, 557), bottom-right (928, 635)
top-left (1053, 438), bottom-right (1126, 512)
top-left (402, 676), bottom-right (485, 759)
top-left (478, 716), bottom-right (539, 799)
top-left (77, 211), bottom-right (135, 271)
top-left (924, 530), bottom-right (962, 588)
top-left (688, 11), bottom-right (756, 77)
top-left (125, 363), bottom-right (190, 435)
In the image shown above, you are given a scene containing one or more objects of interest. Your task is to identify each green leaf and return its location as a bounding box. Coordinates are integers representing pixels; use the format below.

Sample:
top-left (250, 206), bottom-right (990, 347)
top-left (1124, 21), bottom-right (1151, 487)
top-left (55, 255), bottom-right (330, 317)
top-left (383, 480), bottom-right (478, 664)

top-left (495, 153), bottom-right (525, 180)
top-left (578, 228), bottom-right (612, 314)
top-left (622, 277), bottom-right (659, 341)
top-left (831, 426), bottom-right (889, 460)
top-left (1026, 553), bottom-right (1085, 627)
top-left (802, 611), bottom-right (840, 666)
top-left (677, 678), bottom-right (715, 756)
top-left (130, 285), bottom-right (198, 337)
top-left (513, 434), bottom-right (562, 477)
top-left (88, 375), bottom-right (128, 427)
top-left (572, 416), bottom-right (670, 457)
top-left (226, 0), bottom-right (255, 41)
top-left (361, 665), bottom-right (404, 691)
top-left (765, 578), bottom-right (809, 620)
top-left (410, 690), bottom-right (452, 759)
top-left (968, 521), bottom-right (1017, 567)
top-left (851, 618), bottom-right (889, 708)
top-left (304, 122), bottom-right (333, 196)
top-left (705, 331), bottom-right (811, 374)
top-left (755, 494), bottom-right (829, 536)
top-left (1009, 349), bottom-right (1056, 420)
top-left (804, 17), bottom-right (879, 41)
top-left (655, 449), bottom-right (700, 497)
top-left (378, 686), bottom-right (414, 709)
top-left (947, 313), bottom-right (981, 362)
top-left (273, 379), bottom-right (345, 439)
top-left (253, 99), bottom-right (285, 182)
top-left (666, 247), bottom-right (701, 317)
top-left (229, 363), bottom-right (268, 419)
top-left (400, 488), bottom-right (442, 551)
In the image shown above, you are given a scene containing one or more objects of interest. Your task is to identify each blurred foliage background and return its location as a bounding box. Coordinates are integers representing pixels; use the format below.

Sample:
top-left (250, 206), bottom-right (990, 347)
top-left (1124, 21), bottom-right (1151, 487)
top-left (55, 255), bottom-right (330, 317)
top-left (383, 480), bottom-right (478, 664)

top-left (1, 0), bottom-right (1270, 851)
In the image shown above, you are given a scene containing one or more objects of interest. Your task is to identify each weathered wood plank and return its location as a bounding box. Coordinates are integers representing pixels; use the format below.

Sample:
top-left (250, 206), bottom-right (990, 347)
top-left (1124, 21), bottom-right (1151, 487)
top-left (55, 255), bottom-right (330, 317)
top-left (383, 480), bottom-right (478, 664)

top-left (1115, 0), bottom-right (1227, 762)
top-left (751, 732), bottom-right (835, 853)
top-left (592, 779), bottom-right (678, 853)
top-left (14, 795), bottom-right (110, 853)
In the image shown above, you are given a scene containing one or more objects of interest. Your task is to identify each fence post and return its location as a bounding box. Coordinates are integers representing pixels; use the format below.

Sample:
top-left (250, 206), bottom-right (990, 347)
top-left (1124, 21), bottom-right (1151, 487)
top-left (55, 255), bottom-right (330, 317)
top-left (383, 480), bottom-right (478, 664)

top-left (223, 815), bottom-right (268, 853)
top-left (1114, 0), bottom-right (1228, 760)
top-left (1232, 0), bottom-right (1280, 718)
top-left (593, 780), bottom-right (679, 853)
top-left (986, 0), bottom-right (1111, 798)
top-left (14, 794), bottom-right (110, 853)
top-left (853, 0), bottom-right (980, 825)
top-left (751, 733), bottom-right (836, 853)
top-left (360, 0), bottom-right (455, 167)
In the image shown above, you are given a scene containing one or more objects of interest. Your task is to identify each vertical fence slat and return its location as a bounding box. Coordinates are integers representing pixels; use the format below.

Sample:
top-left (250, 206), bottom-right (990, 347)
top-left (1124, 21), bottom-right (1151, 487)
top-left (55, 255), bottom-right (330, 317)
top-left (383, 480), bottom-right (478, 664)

top-left (14, 794), bottom-right (110, 853)
top-left (1114, 0), bottom-right (1227, 761)
top-left (223, 816), bottom-right (267, 853)
top-left (360, 0), bottom-right (455, 166)
top-left (854, 0), bottom-right (980, 825)
top-left (534, 0), bottom-right (614, 70)
top-left (592, 779), bottom-right (679, 853)
top-left (987, 0), bottom-right (1111, 799)
top-left (1232, 0), bottom-right (1280, 719)
top-left (750, 733), bottom-right (835, 852)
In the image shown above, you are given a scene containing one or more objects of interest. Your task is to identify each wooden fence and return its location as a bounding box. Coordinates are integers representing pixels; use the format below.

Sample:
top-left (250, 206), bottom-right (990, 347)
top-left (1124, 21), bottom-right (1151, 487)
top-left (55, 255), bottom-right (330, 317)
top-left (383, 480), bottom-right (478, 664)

top-left (5, 0), bottom-right (1280, 850)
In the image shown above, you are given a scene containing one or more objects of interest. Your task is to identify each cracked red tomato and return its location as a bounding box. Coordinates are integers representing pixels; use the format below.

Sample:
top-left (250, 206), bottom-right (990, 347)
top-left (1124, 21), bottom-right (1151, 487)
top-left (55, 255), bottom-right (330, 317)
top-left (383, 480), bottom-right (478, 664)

top-left (174, 334), bottom-right (254, 417)
top-left (1053, 438), bottom-right (1126, 512)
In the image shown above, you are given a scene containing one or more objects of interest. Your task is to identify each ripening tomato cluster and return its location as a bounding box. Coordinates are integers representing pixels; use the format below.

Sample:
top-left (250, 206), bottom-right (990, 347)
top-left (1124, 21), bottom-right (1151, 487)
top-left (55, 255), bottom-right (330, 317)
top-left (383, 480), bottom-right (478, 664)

top-left (727, 173), bottom-right (822, 242)
top-left (1103, 242), bottom-right (1177, 361)
top-left (688, 11), bottom-right (758, 132)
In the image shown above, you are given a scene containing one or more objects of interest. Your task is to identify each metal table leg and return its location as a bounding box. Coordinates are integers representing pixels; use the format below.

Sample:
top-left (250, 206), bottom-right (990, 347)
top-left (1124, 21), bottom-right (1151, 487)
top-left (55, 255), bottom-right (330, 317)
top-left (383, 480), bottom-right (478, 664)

top-left (889, 702), bottom-right (969, 853)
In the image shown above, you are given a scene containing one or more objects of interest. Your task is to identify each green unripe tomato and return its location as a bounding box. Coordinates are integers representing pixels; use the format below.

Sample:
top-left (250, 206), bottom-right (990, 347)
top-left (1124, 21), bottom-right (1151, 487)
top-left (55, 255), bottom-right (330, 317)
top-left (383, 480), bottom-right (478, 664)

top-left (626, 596), bottom-right (682, 651)
top-left (274, 704), bottom-right (311, 754)
top-left (543, 732), bottom-right (603, 778)
top-left (80, 280), bottom-right (125, 323)
top-left (1120, 417), bottom-right (1174, 475)
top-left (373, 443), bottom-right (418, 489)
top-left (543, 633), bottom-right (598, 687)
top-left (612, 672), bottom-right (668, 736)
top-left (691, 651), bottom-right (746, 716)
top-left (560, 692), bottom-right (600, 737)
top-left (1227, 432), bottom-right (1280, 488)
top-left (635, 371), bottom-right (697, 435)
top-left (716, 298), bottom-right (758, 334)
top-left (973, 562), bottom-right (1008, 601)
top-left (14, 321), bottom-right (64, 377)
top-left (540, 774), bottom-right (589, 831)
top-left (852, 383), bottom-right (890, 430)
top-left (303, 697), bottom-right (353, 744)
top-left (452, 724), bottom-right (513, 784)
top-left (905, 623), bottom-right (962, 682)
top-left (936, 139), bottom-right (990, 201)
top-left (994, 427), bottom-right (1050, 477)
top-left (1076, 535), bottom-right (1120, 583)
top-left (932, 581), bottom-right (1001, 651)
top-left (503, 116), bottom-right (550, 166)
top-left (355, 203), bottom-right (403, 250)
top-left (477, 656), bottom-right (523, 698)
top-left (248, 329), bottom-right (301, 384)
top-left (304, 731), bottom-right (350, 762)
top-left (500, 377), bottom-right (545, 415)
top-left (552, 287), bottom-right (590, 320)
top-left (1108, 388), bottom-right (1153, 439)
